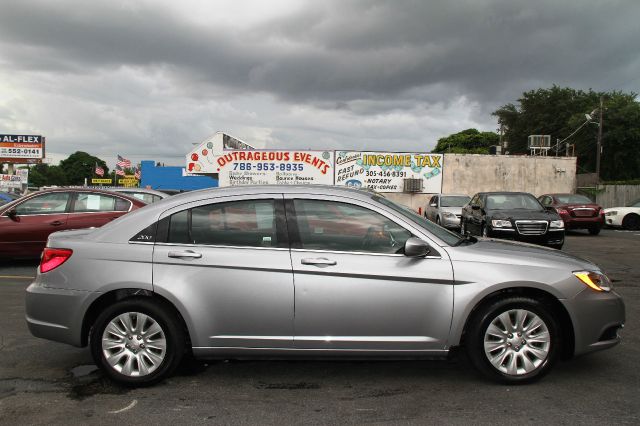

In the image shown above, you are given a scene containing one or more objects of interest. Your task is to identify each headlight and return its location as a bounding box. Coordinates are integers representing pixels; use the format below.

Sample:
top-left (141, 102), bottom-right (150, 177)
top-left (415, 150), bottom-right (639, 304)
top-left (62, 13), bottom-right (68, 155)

top-left (605, 211), bottom-right (617, 217)
top-left (442, 212), bottom-right (456, 218)
top-left (574, 271), bottom-right (612, 292)
top-left (549, 220), bottom-right (564, 229)
top-left (491, 219), bottom-right (512, 228)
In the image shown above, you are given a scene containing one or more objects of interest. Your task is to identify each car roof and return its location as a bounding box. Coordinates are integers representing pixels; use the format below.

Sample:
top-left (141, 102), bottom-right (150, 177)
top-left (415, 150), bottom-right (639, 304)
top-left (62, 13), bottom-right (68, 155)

top-left (479, 191), bottom-right (534, 196)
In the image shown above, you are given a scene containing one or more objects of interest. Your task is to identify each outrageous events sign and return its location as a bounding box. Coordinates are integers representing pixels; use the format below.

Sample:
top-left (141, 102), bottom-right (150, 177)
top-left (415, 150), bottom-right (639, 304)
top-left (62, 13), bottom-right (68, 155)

top-left (187, 134), bottom-right (334, 186)
top-left (334, 151), bottom-right (443, 193)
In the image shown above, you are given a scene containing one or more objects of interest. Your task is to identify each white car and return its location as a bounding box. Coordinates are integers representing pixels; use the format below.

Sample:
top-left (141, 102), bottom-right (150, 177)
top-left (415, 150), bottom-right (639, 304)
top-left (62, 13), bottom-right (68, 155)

top-left (604, 199), bottom-right (640, 230)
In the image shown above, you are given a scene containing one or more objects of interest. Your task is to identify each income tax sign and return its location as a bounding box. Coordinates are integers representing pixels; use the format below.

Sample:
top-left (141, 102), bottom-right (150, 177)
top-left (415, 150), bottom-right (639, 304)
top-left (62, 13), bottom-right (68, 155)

top-left (335, 151), bottom-right (443, 193)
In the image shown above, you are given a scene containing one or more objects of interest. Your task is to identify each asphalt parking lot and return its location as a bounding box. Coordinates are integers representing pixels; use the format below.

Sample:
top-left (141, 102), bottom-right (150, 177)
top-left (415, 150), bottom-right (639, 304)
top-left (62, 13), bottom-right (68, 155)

top-left (1, 229), bottom-right (639, 425)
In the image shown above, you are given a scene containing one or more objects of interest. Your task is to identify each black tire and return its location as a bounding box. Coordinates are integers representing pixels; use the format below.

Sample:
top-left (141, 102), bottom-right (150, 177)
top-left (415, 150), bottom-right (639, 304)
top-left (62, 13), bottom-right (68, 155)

top-left (622, 213), bottom-right (640, 230)
top-left (435, 216), bottom-right (441, 225)
top-left (588, 227), bottom-right (601, 235)
top-left (89, 298), bottom-right (185, 386)
top-left (465, 296), bottom-right (561, 384)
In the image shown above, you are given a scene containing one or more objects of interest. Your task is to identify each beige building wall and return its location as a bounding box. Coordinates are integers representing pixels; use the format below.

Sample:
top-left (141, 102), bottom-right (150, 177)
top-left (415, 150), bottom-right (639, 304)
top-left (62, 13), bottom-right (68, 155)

top-left (384, 154), bottom-right (577, 213)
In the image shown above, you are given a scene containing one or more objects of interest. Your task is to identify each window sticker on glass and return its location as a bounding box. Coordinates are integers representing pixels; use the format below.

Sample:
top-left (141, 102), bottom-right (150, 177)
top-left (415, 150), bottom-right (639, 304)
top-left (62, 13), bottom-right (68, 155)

top-left (86, 195), bottom-right (102, 210)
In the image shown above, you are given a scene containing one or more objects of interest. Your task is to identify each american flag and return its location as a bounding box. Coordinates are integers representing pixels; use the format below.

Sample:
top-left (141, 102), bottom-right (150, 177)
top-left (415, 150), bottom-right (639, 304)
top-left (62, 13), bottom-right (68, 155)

top-left (134, 166), bottom-right (141, 180)
top-left (95, 163), bottom-right (105, 176)
top-left (116, 155), bottom-right (131, 168)
top-left (115, 164), bottom-right (126, 176)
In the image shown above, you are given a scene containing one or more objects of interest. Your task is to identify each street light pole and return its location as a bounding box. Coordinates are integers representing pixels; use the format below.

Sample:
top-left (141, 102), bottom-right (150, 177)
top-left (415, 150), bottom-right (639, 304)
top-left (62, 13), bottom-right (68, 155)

top-left (596, 95), bottom-right (603, 182)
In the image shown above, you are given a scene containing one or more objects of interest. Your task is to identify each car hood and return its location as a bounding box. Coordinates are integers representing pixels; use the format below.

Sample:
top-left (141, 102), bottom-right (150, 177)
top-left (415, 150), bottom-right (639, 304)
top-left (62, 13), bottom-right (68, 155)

top-left (486, 209), bottom-right (559, 221)
top-left (448, 239), bottom-right (596, 271)
top-left (440, 206), bottom-right (463, 215)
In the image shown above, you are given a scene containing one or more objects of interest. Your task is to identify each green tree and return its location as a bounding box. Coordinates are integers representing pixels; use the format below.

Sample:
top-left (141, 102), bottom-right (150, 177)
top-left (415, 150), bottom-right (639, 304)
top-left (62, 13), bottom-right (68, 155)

top-left (28, 164), bottom-right (69, 187)
top-left (432, 129), bottom-right (499, 154)
top-left (59, 151), bottom-right (109, 185)
top-left (492, 86), bottom-right (640, 180)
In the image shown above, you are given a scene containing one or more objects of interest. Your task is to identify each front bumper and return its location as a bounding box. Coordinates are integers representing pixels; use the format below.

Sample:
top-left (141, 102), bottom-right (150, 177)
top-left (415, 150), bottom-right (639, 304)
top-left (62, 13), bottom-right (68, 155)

top-left (25, 282), bottom-right (99, 347)
top-left (562, 288), bottom-right (625, 356)
top-left (489, 228), bottom-right (565, 246)
top-left (440, 214), bottom-right (461, 229)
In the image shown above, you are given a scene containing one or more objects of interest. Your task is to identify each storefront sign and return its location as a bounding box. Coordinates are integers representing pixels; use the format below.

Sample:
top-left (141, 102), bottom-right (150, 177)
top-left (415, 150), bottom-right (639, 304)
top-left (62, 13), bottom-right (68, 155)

top-left (0, 173), bottom-right (24, 189)
top-left (334, 151), bottom-right (443, 193)
top-left (92, 178), bottom-right (113, 184)
top-left (0, 134), bottom-right (45, 163)
top-left (206, 150), bottom-right (335, 186)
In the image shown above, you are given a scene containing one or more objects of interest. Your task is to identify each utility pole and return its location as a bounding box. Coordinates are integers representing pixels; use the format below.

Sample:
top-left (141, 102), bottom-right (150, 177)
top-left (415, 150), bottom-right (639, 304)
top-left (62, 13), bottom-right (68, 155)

top-left (596, 95), bottom-right (603, 182)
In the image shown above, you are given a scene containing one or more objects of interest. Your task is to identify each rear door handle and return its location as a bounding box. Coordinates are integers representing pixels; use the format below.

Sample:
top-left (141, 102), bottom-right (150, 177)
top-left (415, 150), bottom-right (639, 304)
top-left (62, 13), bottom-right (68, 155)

top-left (168, 250), bottom-right (202, 259)
top-left (301, 258), bottom-right (337, 266)
top-left (49, 221), bottom-right (64, 226)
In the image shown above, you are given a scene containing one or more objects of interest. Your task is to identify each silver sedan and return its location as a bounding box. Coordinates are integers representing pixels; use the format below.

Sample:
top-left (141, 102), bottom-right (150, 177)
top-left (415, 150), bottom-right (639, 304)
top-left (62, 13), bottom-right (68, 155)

top-left (25, 185), bottom-right (625, 386)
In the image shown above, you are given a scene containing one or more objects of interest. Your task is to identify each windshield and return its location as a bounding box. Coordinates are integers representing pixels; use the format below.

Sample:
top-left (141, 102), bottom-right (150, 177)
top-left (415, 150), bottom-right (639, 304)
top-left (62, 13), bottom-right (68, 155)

top-left (555, 194), bottom-right (592, 204)
top-left (486, 194), bottom-right (543, 211)
top-left (629, 199), bottom-right (640, 208)
top-left (441, 195), bottom-right (471, 207)
top-left (372, 195), bottom-right (461, 246)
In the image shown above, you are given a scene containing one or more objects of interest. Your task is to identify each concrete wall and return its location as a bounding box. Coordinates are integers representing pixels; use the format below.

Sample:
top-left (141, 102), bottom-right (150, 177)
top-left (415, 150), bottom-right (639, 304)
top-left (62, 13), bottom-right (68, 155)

top-left (384, 154), bottom-right (577, 213)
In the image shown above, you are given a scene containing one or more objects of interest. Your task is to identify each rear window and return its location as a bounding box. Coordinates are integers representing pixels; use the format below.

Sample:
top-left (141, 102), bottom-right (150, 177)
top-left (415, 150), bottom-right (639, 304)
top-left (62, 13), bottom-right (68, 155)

top-left (555, 194), bottom-right (593, 204)
top-left (74, 193), bottom-right (131, 212)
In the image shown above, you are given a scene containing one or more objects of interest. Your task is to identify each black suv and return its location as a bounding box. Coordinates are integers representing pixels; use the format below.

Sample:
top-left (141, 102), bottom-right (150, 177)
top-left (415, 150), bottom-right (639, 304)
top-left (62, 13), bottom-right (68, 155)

top-left (461, 191), bottom-right (565, 249)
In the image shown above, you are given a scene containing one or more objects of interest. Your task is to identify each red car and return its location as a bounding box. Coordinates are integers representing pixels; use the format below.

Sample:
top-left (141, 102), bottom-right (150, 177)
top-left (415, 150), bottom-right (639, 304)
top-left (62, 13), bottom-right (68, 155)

top-left (0, 188), bottom-right (146, 259)
top-left (538, 193), bottom-right (605, 235)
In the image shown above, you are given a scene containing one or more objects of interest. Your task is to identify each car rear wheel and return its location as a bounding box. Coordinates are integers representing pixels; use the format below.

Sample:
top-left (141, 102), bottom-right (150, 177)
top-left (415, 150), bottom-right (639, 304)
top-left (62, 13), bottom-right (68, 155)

top-left (622, 213), bottom-right (640, 230)
top-left (466, 297), bottom-right (560, 384)
top-left (90, 298), bottom-right (185, 386)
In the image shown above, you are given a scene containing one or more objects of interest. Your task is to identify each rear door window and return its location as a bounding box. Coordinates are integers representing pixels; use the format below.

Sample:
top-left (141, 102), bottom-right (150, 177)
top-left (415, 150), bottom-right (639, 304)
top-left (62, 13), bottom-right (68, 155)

top-left (73, 193), bottom-right (131, 212)
top-left (166, 199), bottom-right (279, 248)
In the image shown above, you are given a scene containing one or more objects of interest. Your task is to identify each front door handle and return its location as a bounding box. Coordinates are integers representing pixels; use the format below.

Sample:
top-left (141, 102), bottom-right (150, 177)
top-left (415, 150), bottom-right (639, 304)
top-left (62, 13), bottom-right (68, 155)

top-left (301, 257), bottom-right (337, 266)
top-left (168, 250), bottom-right (202, 259)
top-left (49, 221), bottom-right (64, 226)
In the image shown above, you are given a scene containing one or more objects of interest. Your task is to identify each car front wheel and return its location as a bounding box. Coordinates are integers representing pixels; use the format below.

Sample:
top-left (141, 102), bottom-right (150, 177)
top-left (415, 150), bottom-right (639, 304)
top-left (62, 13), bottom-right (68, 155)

top-left (466, 297), bottom-right (560, 384)
top-left (90, 298), bottom-right (185, 386)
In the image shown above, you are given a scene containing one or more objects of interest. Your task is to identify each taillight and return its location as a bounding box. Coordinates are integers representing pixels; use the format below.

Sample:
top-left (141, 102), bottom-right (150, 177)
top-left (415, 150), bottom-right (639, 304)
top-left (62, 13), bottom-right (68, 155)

top-left (557, 208), bottom-right (568, 215)
top-left (40, 248), bottom-right (73, 273)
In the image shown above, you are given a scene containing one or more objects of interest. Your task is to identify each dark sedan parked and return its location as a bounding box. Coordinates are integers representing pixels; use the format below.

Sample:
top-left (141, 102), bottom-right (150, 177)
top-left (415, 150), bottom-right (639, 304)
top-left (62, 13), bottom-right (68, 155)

top-left (461, 192), bottom-right (565, 249)
top-left (0, 188), bottom-right (146, 259)
top-left (538, 193), bottom-right (605, 235)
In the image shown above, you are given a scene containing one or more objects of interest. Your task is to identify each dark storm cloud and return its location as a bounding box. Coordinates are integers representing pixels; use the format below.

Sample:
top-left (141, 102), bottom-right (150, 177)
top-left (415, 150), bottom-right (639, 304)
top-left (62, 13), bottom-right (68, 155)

top-left (2, 0), bottom-right (638, 110)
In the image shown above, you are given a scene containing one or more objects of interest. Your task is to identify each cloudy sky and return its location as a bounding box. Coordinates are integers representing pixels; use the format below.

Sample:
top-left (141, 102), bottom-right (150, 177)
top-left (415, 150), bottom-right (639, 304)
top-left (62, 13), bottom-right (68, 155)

top-left (1, 0), bottom-right (639, 167)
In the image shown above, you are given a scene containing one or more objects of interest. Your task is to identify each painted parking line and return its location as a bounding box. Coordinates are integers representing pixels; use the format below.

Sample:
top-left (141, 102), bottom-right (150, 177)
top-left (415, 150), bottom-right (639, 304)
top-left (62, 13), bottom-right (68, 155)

top-left (0, 275), bottom-right (35, 280)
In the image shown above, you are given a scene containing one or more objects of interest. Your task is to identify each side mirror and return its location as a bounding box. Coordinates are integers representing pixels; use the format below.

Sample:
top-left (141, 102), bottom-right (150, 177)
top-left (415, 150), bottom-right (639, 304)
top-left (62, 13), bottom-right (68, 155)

top-left (430, 203), bottom-right (437, 207)
top-left (404, 237), bottom-right (431, 258)
top-left (6, 209), bottom-right (18, 221)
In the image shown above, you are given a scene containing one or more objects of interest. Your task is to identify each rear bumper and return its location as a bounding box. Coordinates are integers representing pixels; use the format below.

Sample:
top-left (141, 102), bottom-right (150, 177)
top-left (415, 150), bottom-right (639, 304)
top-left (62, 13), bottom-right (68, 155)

top-left (25, 282), bottom-right (99, 347)
top-left (562, 216), bottom-right (604, 229)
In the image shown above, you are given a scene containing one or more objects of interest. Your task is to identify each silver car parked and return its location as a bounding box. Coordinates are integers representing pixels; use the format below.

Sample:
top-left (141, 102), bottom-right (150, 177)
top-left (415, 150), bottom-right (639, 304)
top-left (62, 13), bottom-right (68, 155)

top-left (424, 194), bottom-right (471, 230)
top-left (26, 185), bottom-right (625, 386)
